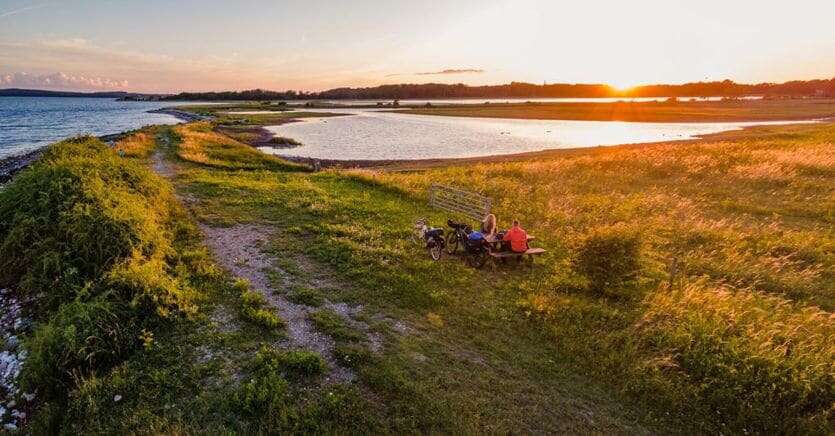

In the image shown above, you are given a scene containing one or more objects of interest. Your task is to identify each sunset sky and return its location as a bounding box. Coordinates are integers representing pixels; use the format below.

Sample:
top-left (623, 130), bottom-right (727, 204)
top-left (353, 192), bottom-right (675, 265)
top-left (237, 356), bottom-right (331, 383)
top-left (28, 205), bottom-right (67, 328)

top-left (1, 0), bottom-right (834, 93)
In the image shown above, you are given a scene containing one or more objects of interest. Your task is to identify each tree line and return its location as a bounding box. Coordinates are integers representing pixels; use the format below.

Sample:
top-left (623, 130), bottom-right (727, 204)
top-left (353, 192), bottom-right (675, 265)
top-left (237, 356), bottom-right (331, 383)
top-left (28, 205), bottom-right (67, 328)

top-left (162, 78), bottom-right (835, 101)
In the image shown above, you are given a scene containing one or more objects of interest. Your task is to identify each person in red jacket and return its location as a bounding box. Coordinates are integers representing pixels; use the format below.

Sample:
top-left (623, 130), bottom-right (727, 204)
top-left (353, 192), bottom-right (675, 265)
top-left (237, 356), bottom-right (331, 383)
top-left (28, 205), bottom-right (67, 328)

top-left (502, 219), bottom-right (528, 253)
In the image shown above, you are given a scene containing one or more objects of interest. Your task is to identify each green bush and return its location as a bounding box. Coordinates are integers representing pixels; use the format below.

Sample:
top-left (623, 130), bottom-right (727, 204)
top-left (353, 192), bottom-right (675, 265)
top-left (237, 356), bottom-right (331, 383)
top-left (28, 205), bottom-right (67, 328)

top-left (0, 137), bottom-right (200, 424)
top-left (105, 256), bottom-right (199, 318)
top-left (309, 309), bottom-right (363, 342)
top-left (237, 280), bottom-right (284, 330)
top-left (0, 137), bottom-right (176, 312)
top-left (241, 306), bottom-right (285, 329)
top-left (573, 224), bottom-right (642, 298)
top-left (240, 290), bottom-right (266, 308)
top-left (235, 370), bottom-right (291, 419)
top-left (234, 346), bottom-right (293, 423)
top-left (333, 342), bottom-right (372, 369)
top-left (21, 299), bottom-right (139, 402)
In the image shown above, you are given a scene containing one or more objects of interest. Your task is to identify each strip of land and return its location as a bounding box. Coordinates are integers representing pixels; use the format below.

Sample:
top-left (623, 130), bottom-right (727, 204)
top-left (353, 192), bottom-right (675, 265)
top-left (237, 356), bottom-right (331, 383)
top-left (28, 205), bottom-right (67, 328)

top-left (393, 99), bottom-right (835, 122)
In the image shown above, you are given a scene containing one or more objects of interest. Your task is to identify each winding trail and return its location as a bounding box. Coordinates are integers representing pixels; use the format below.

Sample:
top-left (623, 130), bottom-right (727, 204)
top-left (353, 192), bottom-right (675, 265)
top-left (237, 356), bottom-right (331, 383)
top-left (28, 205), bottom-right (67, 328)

top-left (149, 132), bottom-right (359, 384)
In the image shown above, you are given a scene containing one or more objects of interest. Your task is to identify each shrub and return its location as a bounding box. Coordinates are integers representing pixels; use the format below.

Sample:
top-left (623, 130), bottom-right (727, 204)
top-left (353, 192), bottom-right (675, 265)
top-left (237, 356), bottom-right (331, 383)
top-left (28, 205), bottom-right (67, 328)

top-left (234, 346), bottom-right (295, 425)
top-left (0, 137), bottom-right (200, 425)
top-left (237, 280), bottom-right (284, 330)
top-left (276, 349), bottom-right (326, 378)
top-left (241, 306), bottom-right (285, 329)
top-left (573, 224), bottom-right (642, 298)
top-left (0, 137), bottom-right (175, 312)
top-left (104, 256), bottom-right (199, 318)
top-left (240, 289), bottom-right (266, 307)
top-left (235, 370), bottom-right (290, 420)
top-left (21, 299), bottom-right (139, 402)
top-left (637, 281), bottom-right (835, 433)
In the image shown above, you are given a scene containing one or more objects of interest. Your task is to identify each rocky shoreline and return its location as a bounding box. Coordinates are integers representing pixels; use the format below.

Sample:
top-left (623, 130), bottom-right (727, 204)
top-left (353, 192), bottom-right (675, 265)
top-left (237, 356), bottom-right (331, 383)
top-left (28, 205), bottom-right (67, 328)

top-left (0, 150), bottom-right (43, 184)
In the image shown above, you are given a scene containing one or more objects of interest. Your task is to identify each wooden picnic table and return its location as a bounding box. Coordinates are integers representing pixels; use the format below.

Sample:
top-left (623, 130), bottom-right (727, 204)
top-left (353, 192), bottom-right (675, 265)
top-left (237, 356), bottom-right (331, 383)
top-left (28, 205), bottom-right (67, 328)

top-left (484, 234), bottom-right (545, 269)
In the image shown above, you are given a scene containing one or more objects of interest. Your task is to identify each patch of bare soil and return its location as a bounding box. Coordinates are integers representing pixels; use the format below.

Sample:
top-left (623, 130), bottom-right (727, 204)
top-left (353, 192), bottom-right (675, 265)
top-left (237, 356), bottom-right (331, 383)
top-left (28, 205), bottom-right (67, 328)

top-left (199, 223), bottom-right (356, 384)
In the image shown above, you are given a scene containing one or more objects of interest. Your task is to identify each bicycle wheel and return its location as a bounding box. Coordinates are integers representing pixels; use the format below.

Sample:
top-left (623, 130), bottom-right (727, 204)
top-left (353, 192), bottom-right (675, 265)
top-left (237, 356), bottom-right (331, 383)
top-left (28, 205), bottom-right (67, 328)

top-left (445, 231), bottom-right (459, 254)
top-left (467, 251), bottom-right (488, 269)
top-left (428, 242), bottom-right (442, 261)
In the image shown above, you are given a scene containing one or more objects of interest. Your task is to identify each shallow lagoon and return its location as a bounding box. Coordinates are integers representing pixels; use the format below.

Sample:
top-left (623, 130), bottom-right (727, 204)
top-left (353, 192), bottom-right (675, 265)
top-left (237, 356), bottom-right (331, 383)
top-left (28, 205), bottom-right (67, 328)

top-left (260, 109), bottom-right (813, 161)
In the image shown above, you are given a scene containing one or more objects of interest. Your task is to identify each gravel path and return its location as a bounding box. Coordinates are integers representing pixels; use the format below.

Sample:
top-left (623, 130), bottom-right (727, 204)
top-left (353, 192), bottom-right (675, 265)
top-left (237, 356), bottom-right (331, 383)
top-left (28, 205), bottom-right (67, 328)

top-left (199, 224), bottom-right (355, 384)
top-left (151, 136), bottom-right (176, 178)
top-left (148, 132), bottom-right (361, 384)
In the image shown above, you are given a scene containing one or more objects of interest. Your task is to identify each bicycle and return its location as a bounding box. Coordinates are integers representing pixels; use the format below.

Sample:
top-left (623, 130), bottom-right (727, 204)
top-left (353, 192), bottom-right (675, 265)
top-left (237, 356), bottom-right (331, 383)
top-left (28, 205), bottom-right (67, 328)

top-left (411, 218), bottom-right (446, 261)
top-left (463, 236), bottom-right (490, 268)
top-left (445, 220), bottom-right (470, 255)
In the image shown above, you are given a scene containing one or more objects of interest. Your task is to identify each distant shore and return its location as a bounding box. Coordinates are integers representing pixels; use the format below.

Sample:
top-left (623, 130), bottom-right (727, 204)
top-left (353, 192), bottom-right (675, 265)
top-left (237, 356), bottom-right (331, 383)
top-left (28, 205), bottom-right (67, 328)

top-left (148, 108), bottom-right (209, 122)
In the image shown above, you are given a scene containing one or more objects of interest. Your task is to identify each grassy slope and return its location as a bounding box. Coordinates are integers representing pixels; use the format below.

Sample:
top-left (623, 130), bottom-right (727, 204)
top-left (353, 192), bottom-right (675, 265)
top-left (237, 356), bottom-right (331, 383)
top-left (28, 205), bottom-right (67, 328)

top-left (171, 121), bottom-right (833, 433)
top-left (395, 99), bottom-right (835, 122)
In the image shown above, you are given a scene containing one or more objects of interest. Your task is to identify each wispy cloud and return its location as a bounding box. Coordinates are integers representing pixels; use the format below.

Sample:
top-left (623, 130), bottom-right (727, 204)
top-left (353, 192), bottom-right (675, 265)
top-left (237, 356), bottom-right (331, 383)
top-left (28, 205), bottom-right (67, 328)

top-left (0, 71), bottom-right (128, 91)
top-left (386, 68), bottom-right (485, 77)
top-left (0, 2), bottom-right (49, 19)
top-left (416, 68), bottom-right (485, 75)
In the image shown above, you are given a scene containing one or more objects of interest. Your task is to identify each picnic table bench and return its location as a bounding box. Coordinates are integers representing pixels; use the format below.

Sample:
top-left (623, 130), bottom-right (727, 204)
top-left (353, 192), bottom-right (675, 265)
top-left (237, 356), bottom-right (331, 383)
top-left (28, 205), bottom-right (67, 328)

top-left (484, 234), bottom-right (545, 268)
top-left (488, 247), bottom-right (546, 269)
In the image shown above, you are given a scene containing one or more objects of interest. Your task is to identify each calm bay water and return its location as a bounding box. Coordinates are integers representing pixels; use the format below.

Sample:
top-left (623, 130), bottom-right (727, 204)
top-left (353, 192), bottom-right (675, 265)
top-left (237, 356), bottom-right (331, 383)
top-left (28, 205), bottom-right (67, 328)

top-left (0, 96), bottom-right (808, 163)
top-left (261, 109), bottom-right (812, 161)
top-left (0, 97), bottom-right (181, 159)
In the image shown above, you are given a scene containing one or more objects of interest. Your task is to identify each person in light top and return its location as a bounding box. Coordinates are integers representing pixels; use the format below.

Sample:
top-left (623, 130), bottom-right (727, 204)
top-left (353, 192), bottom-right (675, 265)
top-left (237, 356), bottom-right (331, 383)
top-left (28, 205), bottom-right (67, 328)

top-left (502, 219), bottom-right (528, 253)
top-left (481, 213), bottom-right (498, 239)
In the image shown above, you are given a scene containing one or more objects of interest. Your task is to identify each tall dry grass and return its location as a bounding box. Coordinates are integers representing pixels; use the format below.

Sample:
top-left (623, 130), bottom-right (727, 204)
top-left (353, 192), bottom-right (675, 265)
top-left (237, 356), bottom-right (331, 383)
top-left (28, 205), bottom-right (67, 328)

top-left (114, 130), bottom-right (156, 158)
top-left (637, 281), bottom-right (834, 433)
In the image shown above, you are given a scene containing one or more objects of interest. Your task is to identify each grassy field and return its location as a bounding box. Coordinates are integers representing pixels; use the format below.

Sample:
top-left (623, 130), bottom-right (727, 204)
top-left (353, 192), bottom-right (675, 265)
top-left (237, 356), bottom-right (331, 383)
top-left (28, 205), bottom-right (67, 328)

top-left (173, 120), bottom-right (832, 433)
top-left (395, 99), bottom-right (835, 122)
top-left (2, 118), bottom-right (832, 433)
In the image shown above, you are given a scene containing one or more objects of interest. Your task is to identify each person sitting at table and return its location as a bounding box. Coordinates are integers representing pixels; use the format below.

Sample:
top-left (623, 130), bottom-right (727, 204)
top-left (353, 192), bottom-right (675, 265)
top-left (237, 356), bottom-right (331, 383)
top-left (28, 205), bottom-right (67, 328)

top-left (481, 213), bottom-right (498, 239)
top-left (502, 219), bottom-right (528, 253)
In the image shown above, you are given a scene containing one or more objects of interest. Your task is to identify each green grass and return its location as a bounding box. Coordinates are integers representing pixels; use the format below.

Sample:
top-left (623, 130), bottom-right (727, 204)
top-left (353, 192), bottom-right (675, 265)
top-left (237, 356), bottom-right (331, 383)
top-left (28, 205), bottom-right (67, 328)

top-left (395, 98), bottom-right (835, 122)
top-left (0, 136), bottom-right (206, 428)
top-left (308, 308), bottom-right (365, 343)
top-left (7, 118), bottom-right (832, 433)
top-left (287, 285), bottom-right (325, 307)
top-left (170, 119), bottom-right (834, 433)
top-left (236, 279), bottom-right (285, 330)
